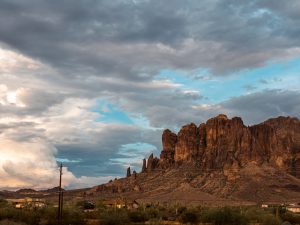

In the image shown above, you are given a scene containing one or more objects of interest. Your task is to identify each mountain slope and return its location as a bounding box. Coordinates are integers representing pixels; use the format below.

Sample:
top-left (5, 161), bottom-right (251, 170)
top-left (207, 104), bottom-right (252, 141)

top-left (89, 115), bottom-right (300, 205)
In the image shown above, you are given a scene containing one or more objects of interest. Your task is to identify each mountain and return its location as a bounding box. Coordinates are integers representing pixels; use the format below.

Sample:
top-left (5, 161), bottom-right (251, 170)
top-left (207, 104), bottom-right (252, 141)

top-left (16, 189), bottom-right (38, 194)
top-left (88, 115), bottom-right (300, 205)
top-left (160, 114), bottom-right (300, 176)
top-left (40, 186), bottom-right (65, 193)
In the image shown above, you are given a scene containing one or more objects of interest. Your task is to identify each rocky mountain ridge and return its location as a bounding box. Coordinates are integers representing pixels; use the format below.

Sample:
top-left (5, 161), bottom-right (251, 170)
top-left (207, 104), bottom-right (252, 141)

top-left (90, 115), bottom-right (300, 204)
top-left (140, 114), bottom-right (300, 177)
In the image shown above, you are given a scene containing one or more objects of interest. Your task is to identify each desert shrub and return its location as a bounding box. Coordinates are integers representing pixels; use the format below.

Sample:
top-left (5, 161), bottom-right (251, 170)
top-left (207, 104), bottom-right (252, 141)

top-left (177, 206), bottom-right (187, 215)
top-left (44, 208), bottom-right (86, 225)
top-left (61, 212), bottom-right (86, 225)
top-left (96, 200), bottom-right (106, 210)
top-left (200, 207), bottom-right (248, 225)
top-left (242, 206), bottom-right (284, 225)
top-left (261, 214), bottom-right (281, 225)
top-left (243, 207), bottom-right (266, 222)
top-left (179, 209), bottom-right (198, 224)
top-left (147, 219), bottom-right (164, 225)
top-left (99, 209), bottom-right (129, 225)
top-left (145, 206), bottom-right (161, 220)
top-left (158, 206), bottom-right (177, 221)
top-left (0, 207), bottom-right (41, 225)
top-left (281, 221), bottom-right (291, 225)
top-left (128, 210), bottom-right (147, 222)
top-left (0, 199), bottom-right (8, 208)
top-left (0, 220), bottom-right (27, 225)
top-left (270, 206), bottom-right (286, 216)
top-left (280, 212), bottom-right (300, 224)
top-left (30, 206), bottom-right (86, 225)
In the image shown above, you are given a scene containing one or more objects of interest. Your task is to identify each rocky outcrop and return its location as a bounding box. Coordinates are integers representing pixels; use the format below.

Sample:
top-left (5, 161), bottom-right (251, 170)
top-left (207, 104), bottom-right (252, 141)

top-left (201, 115), bottom-right (250, 169)
top-left (133, 170), bottom-right (137, 179)
top-left (160, 129), bottom-right (177, 167)
top-left (158, 114), bottom-right (300, 178)
top-left (142, 159), bottom-right (147, 173)
top-left (93, 114), bottom-right (300, 204)
top-left (264, 116), bottom-right (300, 177)
top-left (132, 115), bottom-right (300, 178)
top-left (126, 167), bottom-right (131, 177)
top-left (174, 123), bottom-right (199, 162)
top-left (146, 153), bottom-right (159, 172)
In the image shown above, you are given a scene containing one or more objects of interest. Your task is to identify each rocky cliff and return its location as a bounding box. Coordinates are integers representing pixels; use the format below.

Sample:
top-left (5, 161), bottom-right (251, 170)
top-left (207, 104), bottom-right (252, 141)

top-left (91, 115), bottom-right (300, 204)
top-left (157, 114), bottom-right (300, 178)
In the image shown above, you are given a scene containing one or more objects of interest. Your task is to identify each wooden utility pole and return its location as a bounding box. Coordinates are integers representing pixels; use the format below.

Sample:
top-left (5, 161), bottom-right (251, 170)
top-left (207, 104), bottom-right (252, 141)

top-left (57, 163), bottom-right (63, 223)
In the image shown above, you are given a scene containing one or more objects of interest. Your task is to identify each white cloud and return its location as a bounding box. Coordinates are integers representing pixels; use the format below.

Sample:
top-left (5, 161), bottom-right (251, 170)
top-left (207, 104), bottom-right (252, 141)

top-left (0, 139), bottom-right (75, 190)
top-left (0, 48), bottom-right (41, 73)
top-left (0, 138), bottom-right (121, 190)
top-left (1, 0), bottom-right (300, 190)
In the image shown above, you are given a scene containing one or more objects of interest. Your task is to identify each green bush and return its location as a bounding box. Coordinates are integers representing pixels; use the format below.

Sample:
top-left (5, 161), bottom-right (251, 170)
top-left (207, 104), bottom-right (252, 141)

top-left (99, 209), bottom-right (129, 225)
top-left (44, 208), bottom-right (86, 225)
top-left (128, 210), bottom-right (147, 223)
top-left (243, 207), bottom-right (281, 225)
top-left (243, 207), bottom-right (265, 222)
top-left (201, 207), bottom-right (248, 225)
top-left (177, 206), bottom-right (187, 214)
top-left (0, 206), bottom-right (87, 225)
top-left (0, 220), bottom-right (26, 225)
top-left (261, 214), bottom-right (281, 225)
top-left (96, 200), bottom-right (107, 210)
top-left (281, 222), bottom-right (292, 225)
top-left (280, 212), bottom-right (300, 224)
top-left (179, 210), bottom-right (198, 224)
top-left (0, 207), bottom-right (40, 225)
top-left (145, 206), bottom-right (161, 220)
top-left (0, 199), bottom-right (8, 208)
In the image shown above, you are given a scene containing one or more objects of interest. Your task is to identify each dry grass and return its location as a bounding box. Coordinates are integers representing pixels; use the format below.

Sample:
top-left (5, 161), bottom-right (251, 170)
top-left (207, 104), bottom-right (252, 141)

top-left (0, 220), bottom-right (26, 225)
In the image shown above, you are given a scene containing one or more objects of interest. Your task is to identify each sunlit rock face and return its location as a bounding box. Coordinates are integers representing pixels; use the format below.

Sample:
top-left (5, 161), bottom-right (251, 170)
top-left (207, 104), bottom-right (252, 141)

top-left (97, 114), bottom-right (300, 203)
top-left (160, 129), bottom-right (177, 167)
top-left (174, 123), bottom-right (199, 162)
top-left (263, 116), bottom-right (300, 177)
top-left (159, 114), bottom-right (300, 177)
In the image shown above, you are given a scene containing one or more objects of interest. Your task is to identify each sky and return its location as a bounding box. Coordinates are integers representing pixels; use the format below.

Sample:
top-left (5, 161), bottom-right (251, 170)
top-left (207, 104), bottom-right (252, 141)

top-left (0, 0), bottom-right (300, 190)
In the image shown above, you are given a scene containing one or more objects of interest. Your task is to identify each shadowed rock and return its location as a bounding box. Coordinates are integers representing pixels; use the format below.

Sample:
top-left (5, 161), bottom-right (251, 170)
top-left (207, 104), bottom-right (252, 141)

top-left (161, 114), bottom-right (300, 177)
top-left (160, 129), bottom-right (177, 167)
top-left (126, 167), bottom-right (131, 177)
top-left (142, 158), bottom-right (147, 173)
top-left (147, 153), bottom-right (159, 172)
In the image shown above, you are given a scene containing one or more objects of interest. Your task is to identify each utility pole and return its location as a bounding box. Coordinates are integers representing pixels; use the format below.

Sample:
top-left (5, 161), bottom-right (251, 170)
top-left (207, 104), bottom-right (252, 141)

top-left (57, 163), bottom-right (63, 223)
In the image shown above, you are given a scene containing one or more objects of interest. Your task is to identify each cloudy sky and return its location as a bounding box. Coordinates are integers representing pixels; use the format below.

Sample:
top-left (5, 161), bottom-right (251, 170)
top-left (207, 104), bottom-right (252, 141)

top-left (0, 0), bottom-right (300, 190)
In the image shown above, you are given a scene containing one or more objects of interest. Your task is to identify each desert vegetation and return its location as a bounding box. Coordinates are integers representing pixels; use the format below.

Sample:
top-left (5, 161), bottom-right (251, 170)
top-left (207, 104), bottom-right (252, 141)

top-left (1, 198), bottom-right (300, 225)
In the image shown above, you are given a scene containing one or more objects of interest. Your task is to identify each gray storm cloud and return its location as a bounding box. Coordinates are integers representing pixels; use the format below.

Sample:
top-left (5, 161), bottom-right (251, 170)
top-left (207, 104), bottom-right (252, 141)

top-left (1, 0), bottom-right (300, 77)
top-left (0, 0), bottom-right (300, 189)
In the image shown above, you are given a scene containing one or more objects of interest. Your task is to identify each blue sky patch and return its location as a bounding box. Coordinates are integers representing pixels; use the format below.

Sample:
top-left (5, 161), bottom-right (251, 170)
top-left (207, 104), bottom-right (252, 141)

top-left (157, 57), bottom-right (300, 104)
top-left (93, 100), bottom-right (134, 125)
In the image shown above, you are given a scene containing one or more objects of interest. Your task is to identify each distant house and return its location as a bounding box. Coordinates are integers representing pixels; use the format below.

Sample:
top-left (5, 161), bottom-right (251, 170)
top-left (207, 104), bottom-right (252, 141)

top-left (260, 203), bottom-right (285, 209)
top-left (261, 203), bottom-right (300, 213)
top-left (287, 206), bottom-right (300, 213)
top-left (6, 197), bottom-right (46, 209)
top-left (102, 198), bottom-right (139, 209)
top-left (103, 198), bottom-right (126, 209)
